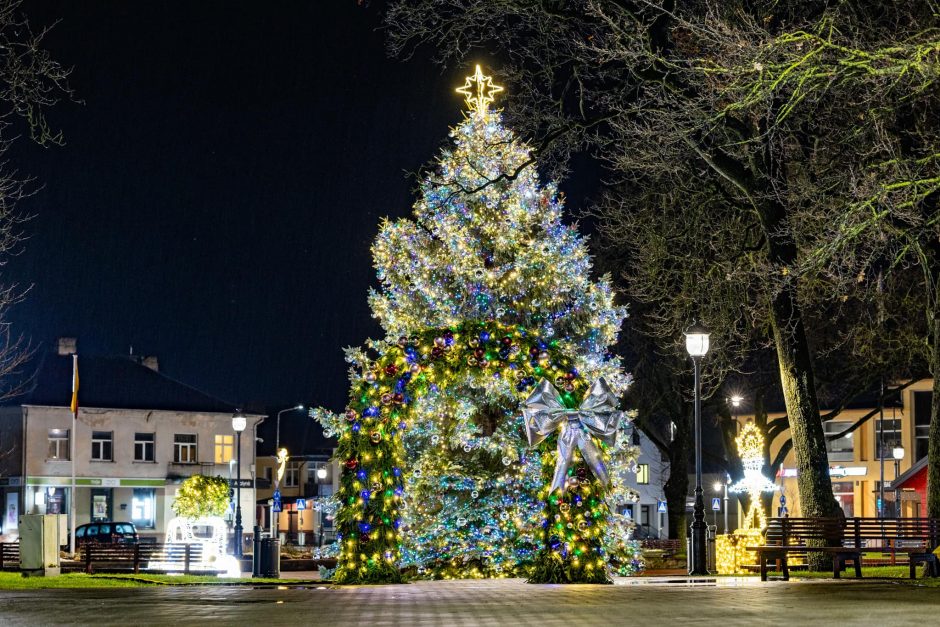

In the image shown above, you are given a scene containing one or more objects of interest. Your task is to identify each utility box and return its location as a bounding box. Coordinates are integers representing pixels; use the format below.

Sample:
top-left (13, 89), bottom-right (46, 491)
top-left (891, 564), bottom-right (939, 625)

top-left (19, 514), bottom-right (65, 576)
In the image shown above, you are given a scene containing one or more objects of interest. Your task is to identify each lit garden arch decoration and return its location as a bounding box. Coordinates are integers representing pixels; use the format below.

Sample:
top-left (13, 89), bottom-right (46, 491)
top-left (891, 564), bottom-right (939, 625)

top-left (333, 320), bottom-right (621, 584)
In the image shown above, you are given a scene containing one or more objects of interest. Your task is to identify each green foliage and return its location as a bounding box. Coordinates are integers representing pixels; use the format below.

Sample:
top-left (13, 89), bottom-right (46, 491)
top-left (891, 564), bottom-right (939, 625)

top-left (171, 475), bottom-right (230, 519)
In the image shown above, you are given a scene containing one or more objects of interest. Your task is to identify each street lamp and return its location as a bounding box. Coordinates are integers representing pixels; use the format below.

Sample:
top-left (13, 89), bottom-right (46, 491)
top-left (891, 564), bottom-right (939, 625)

top-left (276, 404), bottom-right (306, 454)
top-left (685, 321), bottom-right (710, 576)
top-left (892, 446), bottom-right (905, 518)
top-left (232, 410), bottom-right (247, 559)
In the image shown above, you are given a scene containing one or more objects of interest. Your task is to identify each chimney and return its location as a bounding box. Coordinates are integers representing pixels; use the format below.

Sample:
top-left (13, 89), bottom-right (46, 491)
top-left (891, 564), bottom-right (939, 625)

top-left (142, 356), bottom-right (159, 372)
top-left (57, 337), bottom-right (77, 356)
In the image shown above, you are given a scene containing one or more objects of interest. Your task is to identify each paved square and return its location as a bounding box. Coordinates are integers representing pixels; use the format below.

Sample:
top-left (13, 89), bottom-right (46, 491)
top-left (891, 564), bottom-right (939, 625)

top-left (1, 577), bottom-right (938, 626)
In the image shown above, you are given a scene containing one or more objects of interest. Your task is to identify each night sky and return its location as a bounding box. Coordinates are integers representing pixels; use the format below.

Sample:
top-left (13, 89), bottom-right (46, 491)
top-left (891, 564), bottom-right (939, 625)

top-left (8, 1), bottom-right (598, 415)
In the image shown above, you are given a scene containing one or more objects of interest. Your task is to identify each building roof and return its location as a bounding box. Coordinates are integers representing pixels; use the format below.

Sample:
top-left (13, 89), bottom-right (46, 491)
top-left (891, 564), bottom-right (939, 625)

top-left (893, 456), bottom-right (928, 490)
top-left (3, 351), bottom-right (237, 414)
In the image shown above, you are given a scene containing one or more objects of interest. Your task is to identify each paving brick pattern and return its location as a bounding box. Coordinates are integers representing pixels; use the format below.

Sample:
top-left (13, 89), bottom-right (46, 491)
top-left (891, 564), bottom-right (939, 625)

top-left (1, 577), bottom-right (938, 626)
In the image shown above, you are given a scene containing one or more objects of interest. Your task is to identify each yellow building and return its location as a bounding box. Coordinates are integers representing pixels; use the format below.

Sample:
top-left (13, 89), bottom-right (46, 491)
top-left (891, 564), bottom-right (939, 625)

top-left (736, 378), bottom-right (933, 519)
top-left (255, 453), bottom-right (339, 546)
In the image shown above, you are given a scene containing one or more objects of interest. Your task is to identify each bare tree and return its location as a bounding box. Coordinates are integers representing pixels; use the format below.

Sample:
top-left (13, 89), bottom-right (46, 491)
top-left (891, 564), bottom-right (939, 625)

top-left (0, 0), bottom-right (71, 401)
top-left (384, 1), bottom-right (860, 552)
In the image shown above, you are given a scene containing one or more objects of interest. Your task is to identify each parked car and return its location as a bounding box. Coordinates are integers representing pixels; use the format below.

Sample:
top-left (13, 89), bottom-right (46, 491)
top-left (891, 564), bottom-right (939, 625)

top-left (74, 521), bottom-right (139, 545)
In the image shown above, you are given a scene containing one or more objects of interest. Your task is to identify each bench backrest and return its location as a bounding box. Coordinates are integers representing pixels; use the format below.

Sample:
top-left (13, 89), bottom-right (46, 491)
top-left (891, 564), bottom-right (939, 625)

top-left (765, 517), bottom-right (940, 549)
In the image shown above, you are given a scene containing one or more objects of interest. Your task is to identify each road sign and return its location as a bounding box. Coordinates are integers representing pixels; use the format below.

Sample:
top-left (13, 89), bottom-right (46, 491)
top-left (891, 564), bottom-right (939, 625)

top-left (711, 497), bottom-right (721, 511)
top-left (296, 498), bottom-right (306, 511)
top-left (273, 489), bottom-right (281, 501)
top-left (272, 501), bottom-right (282, 513)
top-left (657, 500), bottom-right (667, 514)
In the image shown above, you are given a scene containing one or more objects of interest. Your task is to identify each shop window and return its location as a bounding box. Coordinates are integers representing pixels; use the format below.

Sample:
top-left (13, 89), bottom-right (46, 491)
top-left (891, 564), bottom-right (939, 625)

top-left (132, 488), bottom-right (156, 529)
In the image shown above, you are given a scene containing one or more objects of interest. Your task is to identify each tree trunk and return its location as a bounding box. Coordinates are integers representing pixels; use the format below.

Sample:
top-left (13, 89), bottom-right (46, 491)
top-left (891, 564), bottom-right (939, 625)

top-left (664, 411), bottom-right (691, 543)
top-left (927, 306), bottom-right (940, 518)
top-left (756, 193), bottom-right (840, 569)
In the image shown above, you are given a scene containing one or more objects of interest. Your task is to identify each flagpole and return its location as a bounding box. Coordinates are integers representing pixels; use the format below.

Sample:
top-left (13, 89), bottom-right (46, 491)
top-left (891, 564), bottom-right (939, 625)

top-left (70, 353), bottom-right (77, 557)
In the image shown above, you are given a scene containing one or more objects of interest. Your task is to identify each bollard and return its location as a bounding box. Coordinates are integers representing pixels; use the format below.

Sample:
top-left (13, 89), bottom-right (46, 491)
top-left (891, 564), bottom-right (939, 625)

top-left (252, 525), bottom-right (262, 577)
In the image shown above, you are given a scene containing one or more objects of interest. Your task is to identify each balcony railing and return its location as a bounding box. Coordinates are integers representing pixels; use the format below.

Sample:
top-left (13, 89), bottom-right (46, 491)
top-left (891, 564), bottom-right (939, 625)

top-left (167, 461), bottom-right (215, 479)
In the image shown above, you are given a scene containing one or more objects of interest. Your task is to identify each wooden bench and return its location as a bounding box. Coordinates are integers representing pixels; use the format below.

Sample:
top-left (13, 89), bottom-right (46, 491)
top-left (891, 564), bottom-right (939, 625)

top-left (82, 542), bottom-right (219, 574)
top-left (748, 517), bottom-right (940, 581)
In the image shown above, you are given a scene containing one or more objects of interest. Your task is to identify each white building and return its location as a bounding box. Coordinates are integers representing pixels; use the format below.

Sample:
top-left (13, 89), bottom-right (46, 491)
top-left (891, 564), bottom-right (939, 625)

top-left (0, 339), bottom-right (263, 544)
top-left (620, 428), bottom-right (670, 539)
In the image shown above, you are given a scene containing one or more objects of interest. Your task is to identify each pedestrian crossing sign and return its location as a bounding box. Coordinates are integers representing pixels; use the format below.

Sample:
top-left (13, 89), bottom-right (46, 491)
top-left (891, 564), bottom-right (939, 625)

top-left (657, 500), bottom-right (667, 513)
top-left (712, 497), bottom-right (721, 511)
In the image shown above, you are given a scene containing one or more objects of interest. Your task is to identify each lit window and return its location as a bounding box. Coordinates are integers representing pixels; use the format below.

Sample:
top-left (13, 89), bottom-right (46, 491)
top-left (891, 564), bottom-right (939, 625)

top-left (214, 434), bottom-right (234, 464)
top-left (47, 429), bottom-right (70, 461)
top-left (91, 431), bottom-right (113, 461)
top-left (823, 421), bottom-right (854, 462)
top-left (636, 464), bottom-right (650, 485)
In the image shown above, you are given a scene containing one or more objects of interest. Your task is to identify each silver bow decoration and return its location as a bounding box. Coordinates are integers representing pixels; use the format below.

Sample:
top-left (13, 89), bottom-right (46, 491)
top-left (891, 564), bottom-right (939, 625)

top-left (522, 377), bottom-right (622, 493)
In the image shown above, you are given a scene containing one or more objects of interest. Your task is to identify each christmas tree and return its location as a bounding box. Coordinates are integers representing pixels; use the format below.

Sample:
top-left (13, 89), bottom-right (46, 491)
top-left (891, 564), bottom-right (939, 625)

top-left (316, 66), bottom-right (641, 584)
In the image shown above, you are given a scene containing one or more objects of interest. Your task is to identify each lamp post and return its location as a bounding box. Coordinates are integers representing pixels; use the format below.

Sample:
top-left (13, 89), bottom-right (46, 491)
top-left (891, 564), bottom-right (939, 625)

top-left (685, 322), bottom-right (710, 576)
top-left (892, 446), bottom-right (905, 518)
top-left (232, 411), bottom-right (247, 558)
top-left (275, 404), bottom-right (306, 454)
top-left (714, 480), bottom-right (729, 534)
top-left (316, 465), bottom-right (327, 546)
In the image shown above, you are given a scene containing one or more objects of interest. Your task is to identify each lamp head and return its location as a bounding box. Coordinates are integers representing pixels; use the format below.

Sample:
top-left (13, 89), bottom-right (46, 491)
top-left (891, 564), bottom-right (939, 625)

top-left (232, 411), bottom-right (247, 433)
top-left (713, 482), bottom-right (723, 492)
top-left (684, 322), bottom-right (710, 357)
top-left (316, 468), bottom-right (328, 480)
top-left (730, 395), bottom-right (743, 408)
top-left (892, 446), bottom-right (905, 460)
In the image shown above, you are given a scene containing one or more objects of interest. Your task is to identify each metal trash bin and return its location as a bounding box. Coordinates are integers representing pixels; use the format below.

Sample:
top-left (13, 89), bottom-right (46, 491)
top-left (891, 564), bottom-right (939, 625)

top-left (252, 526), bottom-right (280, 578)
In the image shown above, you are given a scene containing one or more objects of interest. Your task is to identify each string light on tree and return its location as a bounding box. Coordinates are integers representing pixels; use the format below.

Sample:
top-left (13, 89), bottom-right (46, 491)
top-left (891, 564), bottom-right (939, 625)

top-left (313, 65), bottom-right (640, 584)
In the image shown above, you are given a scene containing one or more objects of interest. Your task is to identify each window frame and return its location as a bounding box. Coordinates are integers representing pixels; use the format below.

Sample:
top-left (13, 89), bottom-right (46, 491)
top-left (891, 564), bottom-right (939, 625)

top-left (47, 428), bottom-right (70, 461)
top-left (134, 432), bottom-right (155, 462)
top-left (284, 462), bottom-right (301, 488)
top-left (873, 418), bottom-right (902, 460)
top-left (823, 420), bottom-right (855, 462)
top-left (214, 434), bottom-right (234, 464)
top-left (636, 463), bottom-right (650, 485)
top-left (173, 434), bottom-right (198, 464)
top-left (91, 431), bottom-right (113, 462)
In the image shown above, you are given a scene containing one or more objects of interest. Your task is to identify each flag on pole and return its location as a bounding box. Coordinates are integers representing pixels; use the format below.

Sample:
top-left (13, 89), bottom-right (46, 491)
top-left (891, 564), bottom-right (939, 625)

top-left (70, 354), bottom-right (79, 413)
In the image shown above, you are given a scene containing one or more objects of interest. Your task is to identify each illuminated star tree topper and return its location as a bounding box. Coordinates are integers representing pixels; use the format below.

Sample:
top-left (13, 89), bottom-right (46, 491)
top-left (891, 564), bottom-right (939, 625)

top-left (455, 64), bottom-right (504, 114)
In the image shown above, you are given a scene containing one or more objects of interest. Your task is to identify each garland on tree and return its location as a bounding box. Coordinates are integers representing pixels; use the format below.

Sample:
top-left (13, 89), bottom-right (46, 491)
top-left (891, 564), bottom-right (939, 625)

top-left (314, 66), bottom-right (643, 584)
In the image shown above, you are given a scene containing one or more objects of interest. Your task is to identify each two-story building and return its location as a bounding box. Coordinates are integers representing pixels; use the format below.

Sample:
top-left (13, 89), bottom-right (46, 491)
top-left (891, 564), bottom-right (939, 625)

top-left (0, 339), bottom-right (264, 544)
top-left (735, 378), bottom-right (934, 519)
top-left (619, 428), bottom-right (670, 539)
